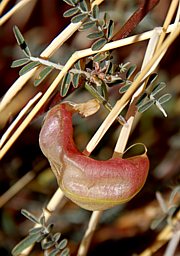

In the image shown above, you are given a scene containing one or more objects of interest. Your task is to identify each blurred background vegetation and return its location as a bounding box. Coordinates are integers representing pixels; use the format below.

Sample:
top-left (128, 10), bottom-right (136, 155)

top-left (0, 0), bottom-right (180, 255)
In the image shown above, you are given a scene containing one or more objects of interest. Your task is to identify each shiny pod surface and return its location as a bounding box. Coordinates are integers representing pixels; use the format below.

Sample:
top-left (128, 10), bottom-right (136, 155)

top-left (39, 103), bottom-right (149, 211)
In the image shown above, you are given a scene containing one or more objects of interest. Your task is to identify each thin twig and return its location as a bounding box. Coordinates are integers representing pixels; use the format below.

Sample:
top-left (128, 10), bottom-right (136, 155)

top-left (155, 0), bottom-right (179, 50)
top-left (0, 92), bottom-right (42, 149)
top-left (0, 160), bottom-right (47, 208)
top-left (0, 0), bottom-right (33, 25)
top-left (0, 0), bottom-right (11, 15)
top-left (114, 28), bottom-right (160, 155)
top-left (77, 211), bottom-right (102, 256)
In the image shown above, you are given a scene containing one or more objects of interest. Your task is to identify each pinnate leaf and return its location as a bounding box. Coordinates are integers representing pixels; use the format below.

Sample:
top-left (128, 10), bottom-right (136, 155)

top-left (34, 66), bottom-right (53, 87)
top-left (71, 13), bottom-right (88, 23)
top-left (79, 0), bottom-right (88, 12)
top-left (12, 233), bottom-right (42, 256)
top-left (63, 7), bottom-right (79, 17)
top-left (60, 248), bottom-right (70, 256)
top-left (107, 20), bottom-right (114, 39)
top-left (63, 0), bottom-right (75, 6)
top-left (19, 61), bottom-right (40, 76)
top-left (79, 20), bottom-right (96, 30)
top-left (92, 5), bottom-right (99, 19)
top-left (11, 58), bottom-right (30, 68)
top-left (91, 38), bottom-right (107, 51)
top-left (57, 239), bottom-right (68, 250)
top-left (158, 93), bottom-right (171, 105)
top-left (72, 73), bottom-right (80, 88)
top-left (87, 31), bottom-right (104, 39)
top-left (126, 65), bottom-right (136, 79)
top-left (60, 73), bottom-right (71, 96)
top-left (138, 99), bottom-right (155, 113)
top-left (151, 82), bottom-right (166, 96)
top-left (21, 209), bottom-right (39, 224)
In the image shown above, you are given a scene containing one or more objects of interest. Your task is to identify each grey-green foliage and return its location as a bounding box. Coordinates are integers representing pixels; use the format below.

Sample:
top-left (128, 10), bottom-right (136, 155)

top-left (136, 73), bottom-right (171, 115)
top-left (11, 209), bottom-right (70, 256)
top-left (63, 0), bottom-right (114, 51)
top-left (151, 187), bottom-right (180, 230)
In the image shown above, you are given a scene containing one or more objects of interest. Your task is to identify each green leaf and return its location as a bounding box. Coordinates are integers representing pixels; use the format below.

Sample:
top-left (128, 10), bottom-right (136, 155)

top-left (57, 239), bottom-right (68, 250)
top-left (79, 20), bottom-right (96, 30)
top-left (11, 58), bottom-right (30, 68)
top-left (60, 248), bottom-right (70, 256)
top-left (87, 31), bottom-right (104, 39)
top-left (39, 214), bottom-right (45, 226)
top-left (151, 82), bottom-right (166, 96)
top-left (71, 13), bottom-right (88, 23)
top-left (12, 233), bottom-right (42, 256)
top-left (63, 0), bottom-right (75, 6)
top-left (13, 26), bottom-right (31, 57)
top-left (158, 93), bottom-right (171, 105)
top-left (79, 0), bottom-right (88, 12)
top-left (136, 93), bottom-right (147, 107)
top-left (104, 12), bottom-right (110, 26)
top-left (138, 99), bottom-right (155, 113)
top-left (72, 73), bottom-right (80, 88)
top-left (34, 66), bottom-right (53, 87)
top-left (150, 216), bottom-right (166, 230)
top-left (74, 60), bottom-right (81, 70)
top-left (29, 226), bottom-right (43, 235)
top-left (126, 65), bottom-right (136, 79)
top-left (21, 209), bottom-right (39, 224)
top-left (13, 25), bottom-right (24, 45)
top-left (168, 205), bottom-right (178, 217)
top-left (48, 248), bottom-right (60, 256)
top-left (169, 186), bottom-right (180, 204)
top-left (91, 38), bottom-right (107, 51)
top-left (107, 20), bottom-right (114, 40)
top-left (92, 5), bottom-right (99, 19)
top-left (63, 7), bottom-right (79, 17)
top-left (119, 83), bottom-right (131, 93)
top-left (60, 73), bottom-right (71, 97)
top-left (52, 233), bottom-right (61, 242)
top-left (146, 73), bottom-right (158, 86)
top-left (93, 52), bottom-right (108, 62)
top-left (41, 240), bottom-right (55, 250)
top-left (19, 61), bottom-right (40, 76)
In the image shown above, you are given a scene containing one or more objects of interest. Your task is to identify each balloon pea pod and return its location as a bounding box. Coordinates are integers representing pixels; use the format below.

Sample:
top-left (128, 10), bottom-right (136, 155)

top-left (39, 102), bottom-right (149, 211)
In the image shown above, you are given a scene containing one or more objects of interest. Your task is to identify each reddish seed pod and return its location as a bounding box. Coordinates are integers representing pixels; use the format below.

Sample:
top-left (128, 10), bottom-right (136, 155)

top-left (39, 103), bottom-right (149, 211)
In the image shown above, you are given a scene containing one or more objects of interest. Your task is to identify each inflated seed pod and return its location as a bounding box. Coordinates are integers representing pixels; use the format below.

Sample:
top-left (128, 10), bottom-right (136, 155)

top-left (39, 102), bottom-right (149, 211)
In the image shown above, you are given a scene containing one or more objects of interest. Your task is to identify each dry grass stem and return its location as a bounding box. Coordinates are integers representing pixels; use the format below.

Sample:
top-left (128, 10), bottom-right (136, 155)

top-left (0, 160), bottom-right (47, 208)
top-left (77, 211), bottom-right (102, 256)
top-left (0, 0), bottom-right (10, 15)
top-left (114, 28), bottom-right (160, 155)
top-left (155, 0), bottom-right (179, 50)
top-left (85, 24), bottom-right (180, 155)
top-left (0, 0), bottom-right (33, 26)
top-left (0, 92), bottom-right (42, 149)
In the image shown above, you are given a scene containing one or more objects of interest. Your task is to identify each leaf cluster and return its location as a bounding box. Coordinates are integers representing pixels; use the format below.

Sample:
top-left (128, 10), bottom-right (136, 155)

top-left (63, 0), bottom-right (114, 50)
top-left (151, 186), bottom-right (180, 230)
top-left (136, 73), bottom-right (171, 115)
top-left (11, 209), bottom-right (70, 256)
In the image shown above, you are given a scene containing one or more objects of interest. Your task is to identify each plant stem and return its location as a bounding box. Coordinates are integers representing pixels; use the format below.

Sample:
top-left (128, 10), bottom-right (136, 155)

top-left (0, 0), bottom-right (32, 25)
